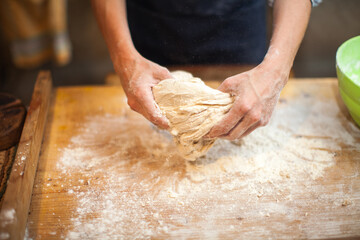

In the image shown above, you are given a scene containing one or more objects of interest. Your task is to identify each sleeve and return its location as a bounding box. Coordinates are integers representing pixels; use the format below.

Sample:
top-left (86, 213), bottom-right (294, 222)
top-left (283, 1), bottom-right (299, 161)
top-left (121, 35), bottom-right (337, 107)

top-left (268, 0), bottom-right (322, 7)
top-left (310, 0), bottom-right (322, 6)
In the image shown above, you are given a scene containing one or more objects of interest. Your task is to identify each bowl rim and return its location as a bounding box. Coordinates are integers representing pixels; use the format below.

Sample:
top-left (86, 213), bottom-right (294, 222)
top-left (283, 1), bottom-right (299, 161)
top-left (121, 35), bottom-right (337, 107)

top-left (336, 35), bottom-right (360, 86)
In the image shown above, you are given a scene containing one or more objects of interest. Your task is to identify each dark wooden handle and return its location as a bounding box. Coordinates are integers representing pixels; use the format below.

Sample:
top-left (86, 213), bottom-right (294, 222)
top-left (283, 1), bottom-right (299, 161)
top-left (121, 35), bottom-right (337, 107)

top-left (0, 93), bottom-right (26, 151)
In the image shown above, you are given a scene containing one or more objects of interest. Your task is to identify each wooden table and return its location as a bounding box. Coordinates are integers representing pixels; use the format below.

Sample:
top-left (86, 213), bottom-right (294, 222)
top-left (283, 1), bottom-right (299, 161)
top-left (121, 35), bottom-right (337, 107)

top-left (3, 73), bottom-right (360, 239)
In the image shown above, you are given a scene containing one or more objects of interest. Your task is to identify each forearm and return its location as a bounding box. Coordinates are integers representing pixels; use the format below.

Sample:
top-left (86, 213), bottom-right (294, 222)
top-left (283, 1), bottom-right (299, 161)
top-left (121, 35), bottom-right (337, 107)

top-left (262, 0), bottom-right (311, 79)
top-left (92, 0), bottom-right (171, 128)
top-left (91, 0), bottom-right (138, 68)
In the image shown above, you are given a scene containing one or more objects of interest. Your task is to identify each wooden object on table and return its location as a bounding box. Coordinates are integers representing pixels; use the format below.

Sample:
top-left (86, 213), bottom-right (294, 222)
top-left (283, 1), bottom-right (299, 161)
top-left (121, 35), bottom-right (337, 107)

top-left (0, 93), bottom-right (26, 205)
top-left (25, 78), bottom-right (360, 239)
top-left (0, 71), bottom-right (52, 240)
top-left (0, 93), bottom-right (26, 151)
top-left (0, 148), bottom-right (16, 203)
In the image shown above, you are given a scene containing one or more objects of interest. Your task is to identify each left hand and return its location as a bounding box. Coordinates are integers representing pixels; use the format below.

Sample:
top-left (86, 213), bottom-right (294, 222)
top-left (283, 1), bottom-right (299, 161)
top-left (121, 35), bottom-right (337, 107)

top-left (206, 63), bottom-right (289, 140)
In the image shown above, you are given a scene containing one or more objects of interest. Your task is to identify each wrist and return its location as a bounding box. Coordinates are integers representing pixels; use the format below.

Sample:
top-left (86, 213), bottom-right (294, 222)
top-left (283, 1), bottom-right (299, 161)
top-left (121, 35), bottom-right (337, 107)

top-left (259, 46), bottom-right (293, 85)
top-left (110, 43), bottom-right (139, 66)
top-left (262, 46), bottom-right (293, 71)
top-left (112, 47), bottom-right (142, 78)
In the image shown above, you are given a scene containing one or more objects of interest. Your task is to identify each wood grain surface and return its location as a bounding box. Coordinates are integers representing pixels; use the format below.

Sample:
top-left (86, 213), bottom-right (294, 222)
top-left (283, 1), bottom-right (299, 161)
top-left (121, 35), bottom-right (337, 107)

top-left (0, 72), bottom-right (52, 240)
top-left (25, 78), bottom-right (360, 239)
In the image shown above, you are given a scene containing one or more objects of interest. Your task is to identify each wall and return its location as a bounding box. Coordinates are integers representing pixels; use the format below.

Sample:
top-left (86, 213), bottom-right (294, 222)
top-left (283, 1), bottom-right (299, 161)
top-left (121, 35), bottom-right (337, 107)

top-left (294, 0), bottom-right (360, 77)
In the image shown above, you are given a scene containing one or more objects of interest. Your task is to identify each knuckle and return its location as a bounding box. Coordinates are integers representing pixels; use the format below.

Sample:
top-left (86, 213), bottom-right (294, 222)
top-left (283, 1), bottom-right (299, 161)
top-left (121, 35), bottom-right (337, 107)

top-left (160, 67), bottom-right (170, 76)
top-left (127, 99), bottom-right (137, 111)
top-left (249, 111), bottom-right (261, 123)
top-left (215, 123), bottom-right (232, 136)
top-left (207, 127), bottom-right (220, 138)
top-left (215, 128), bottom-right (226, 137)
top-left (154, 66), bottom-right (170, 79)
top-left (239, 103), bottom-right (251, 114)
top-left (148, 114), bottom-right (158, 124)
top-left (132, 88), bottom-right (143, 98)
top-left (128, 84), bottom-right (139, 95)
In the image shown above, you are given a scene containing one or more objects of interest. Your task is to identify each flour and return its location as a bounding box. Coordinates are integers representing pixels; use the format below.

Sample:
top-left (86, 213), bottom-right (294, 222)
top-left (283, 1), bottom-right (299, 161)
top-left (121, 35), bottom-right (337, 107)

top-left (52, 94), bottom-right (360, 239)
top-left (187, 96), bottom-right (352, 182)
top-left (0, 208), bottom-right (15, 228)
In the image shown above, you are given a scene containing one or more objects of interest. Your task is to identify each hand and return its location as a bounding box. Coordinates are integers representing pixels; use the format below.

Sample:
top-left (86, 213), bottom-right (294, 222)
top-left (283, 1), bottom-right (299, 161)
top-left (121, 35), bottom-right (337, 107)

top-left (115, 54), bottom-right (172, 128)
top-left (206, 63), bottom-right (289, 140)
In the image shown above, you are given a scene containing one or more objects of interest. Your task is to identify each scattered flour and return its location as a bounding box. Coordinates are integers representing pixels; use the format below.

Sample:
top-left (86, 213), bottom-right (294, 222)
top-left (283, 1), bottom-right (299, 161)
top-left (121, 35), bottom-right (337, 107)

top-left (0, 209), bottom-right (16, 240)
top-left (50, 94), bottom-right (360, 239)
top-left (0, 209), bottom-right (15, 228)
top-left (0, 233), bottom-right (10, 240)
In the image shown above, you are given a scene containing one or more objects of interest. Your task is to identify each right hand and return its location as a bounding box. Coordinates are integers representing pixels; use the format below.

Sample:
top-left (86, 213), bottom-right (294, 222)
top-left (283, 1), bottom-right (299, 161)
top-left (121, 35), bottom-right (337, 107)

top-left (115, 54), bottom-right (172, 129)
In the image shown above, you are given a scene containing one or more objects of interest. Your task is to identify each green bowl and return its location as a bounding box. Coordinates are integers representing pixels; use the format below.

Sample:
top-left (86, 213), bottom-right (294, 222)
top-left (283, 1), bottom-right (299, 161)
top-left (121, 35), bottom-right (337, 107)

top-left (336, 35), bottom-right (360, 127)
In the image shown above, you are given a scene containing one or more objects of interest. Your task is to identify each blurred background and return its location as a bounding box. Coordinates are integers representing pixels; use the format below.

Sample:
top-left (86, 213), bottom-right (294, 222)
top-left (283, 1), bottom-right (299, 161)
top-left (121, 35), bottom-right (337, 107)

top-left (0, 0), bottom-right (359, 105)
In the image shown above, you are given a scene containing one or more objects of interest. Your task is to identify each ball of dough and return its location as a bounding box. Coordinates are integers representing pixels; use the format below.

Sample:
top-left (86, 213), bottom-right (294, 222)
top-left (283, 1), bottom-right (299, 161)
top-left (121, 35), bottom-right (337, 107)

top-left (153, 71), bottom-right (234, 161)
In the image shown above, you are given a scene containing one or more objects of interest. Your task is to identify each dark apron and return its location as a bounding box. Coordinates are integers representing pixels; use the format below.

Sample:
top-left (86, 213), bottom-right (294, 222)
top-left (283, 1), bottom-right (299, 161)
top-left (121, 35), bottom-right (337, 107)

top-left (127, 0), bottom-right (267, 65)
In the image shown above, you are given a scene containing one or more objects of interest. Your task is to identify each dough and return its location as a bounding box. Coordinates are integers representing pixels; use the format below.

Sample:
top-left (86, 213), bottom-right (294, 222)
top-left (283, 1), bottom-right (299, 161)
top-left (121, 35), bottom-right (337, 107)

top-left (153, 71), bottom-right (234, 161)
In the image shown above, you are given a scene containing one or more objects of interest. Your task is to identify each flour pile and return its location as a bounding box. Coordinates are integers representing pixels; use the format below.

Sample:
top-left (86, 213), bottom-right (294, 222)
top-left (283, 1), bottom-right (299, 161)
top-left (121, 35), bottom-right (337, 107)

top-left (153, 71), bottom-right (234, 160)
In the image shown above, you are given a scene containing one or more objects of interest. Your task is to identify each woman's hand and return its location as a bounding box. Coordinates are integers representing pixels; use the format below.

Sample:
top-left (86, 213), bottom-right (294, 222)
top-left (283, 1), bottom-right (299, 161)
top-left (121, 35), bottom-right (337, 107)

top-left (207, 0), bottom-right (312, 140)
top-left (206, 62), bottom-right (289, 140)
top-left (115, 54), bottom-right (172, 129)
top-left (91, 0), bottom-right (171, 128)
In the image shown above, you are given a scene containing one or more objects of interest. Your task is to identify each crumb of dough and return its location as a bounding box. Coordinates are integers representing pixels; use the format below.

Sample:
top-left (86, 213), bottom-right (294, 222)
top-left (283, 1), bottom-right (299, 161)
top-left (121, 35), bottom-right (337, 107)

top-left (341, 199), bottom-right (352, 206)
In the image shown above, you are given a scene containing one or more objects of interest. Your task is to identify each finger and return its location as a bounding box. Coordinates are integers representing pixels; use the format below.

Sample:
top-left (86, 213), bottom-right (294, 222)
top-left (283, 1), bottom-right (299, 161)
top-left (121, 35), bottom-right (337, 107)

top-left (217, 73), bottom-right (249, 93)
top-left (140, 103), bottom-right (169, 129)
top-left (205, 111), bottom-right (241, 139)
top-left (238, 112), bottom-right (271, 138)
top-left (206, 99), bottom-right (250, 138)
top-left (238, 121), bottom-right (261, 138)
top-left (217, 81), bottom-right (228, 93)
top-left (154, 66), bottom-right (172, 80)
top-left (222, 110), bottom-right (261, 140)
top-left (127, 97), bottom-right (142, 113)
top-left (217, 78), bottom-right (233, 92)
top-left (141, 103), bottom-right (169, 129)
top-left (138, 88), bottom-right (169, 129)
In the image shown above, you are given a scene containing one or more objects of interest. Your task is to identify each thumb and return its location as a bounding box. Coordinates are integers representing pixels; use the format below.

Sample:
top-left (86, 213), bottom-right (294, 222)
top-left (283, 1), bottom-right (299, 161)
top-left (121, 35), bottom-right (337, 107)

top-left (154, 66), bottom-right (172, 80)
top-left (218, 72), bottom-right (250, 92)
top-left (140, 87), bottom-right (170, 129)
top-left (217, 77), bottom-right (235, 93)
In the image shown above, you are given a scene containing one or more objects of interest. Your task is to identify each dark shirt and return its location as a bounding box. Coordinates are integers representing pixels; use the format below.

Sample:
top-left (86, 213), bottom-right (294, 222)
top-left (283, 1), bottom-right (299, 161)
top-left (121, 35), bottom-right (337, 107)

top-left (127, 0), bottom-right (267, 65)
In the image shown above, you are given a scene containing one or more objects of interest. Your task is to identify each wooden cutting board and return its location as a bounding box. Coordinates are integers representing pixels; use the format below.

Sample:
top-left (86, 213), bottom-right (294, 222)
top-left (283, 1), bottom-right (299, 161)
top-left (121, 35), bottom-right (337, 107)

top-left (0, 72), bottom-right (51, 240)
top-left (0, 93), bottom-right (26, 151)
top-left (4, 75), bottom-right (360, 239)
